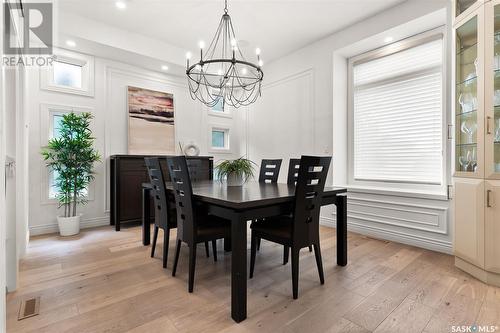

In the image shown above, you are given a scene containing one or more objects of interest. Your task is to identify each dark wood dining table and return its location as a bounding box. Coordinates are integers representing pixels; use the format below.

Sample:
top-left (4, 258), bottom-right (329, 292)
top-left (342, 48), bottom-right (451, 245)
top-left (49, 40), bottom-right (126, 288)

top-left (141, 180), bottom-right (347, 323)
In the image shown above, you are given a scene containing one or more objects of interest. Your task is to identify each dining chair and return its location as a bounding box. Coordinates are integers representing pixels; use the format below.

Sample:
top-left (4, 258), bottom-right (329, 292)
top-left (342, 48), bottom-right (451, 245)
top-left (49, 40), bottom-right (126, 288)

top-left (284, 158), bottom-right (312, 264)
top-left (145, 157), bottom-right (177, 269)
top-left (167, 156), bottom-right (231, 293)
top-left (145, 158), bottom-right (210, 269)
top-left (256, 159), bottom-right (283, 251)
top-left (249, 155), bottom-right (332, 299)
top-left (258, 159), bottom-right (283, 183)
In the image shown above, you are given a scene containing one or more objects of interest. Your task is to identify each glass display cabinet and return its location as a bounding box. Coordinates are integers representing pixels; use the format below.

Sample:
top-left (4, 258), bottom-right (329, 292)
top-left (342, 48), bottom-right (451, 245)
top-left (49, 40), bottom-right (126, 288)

top-left (456, 0), bottom-right (480, 18)
top-left (453, 0), bottom-right (500, 288)
top-left (455, 16), bottom-right (481, 177)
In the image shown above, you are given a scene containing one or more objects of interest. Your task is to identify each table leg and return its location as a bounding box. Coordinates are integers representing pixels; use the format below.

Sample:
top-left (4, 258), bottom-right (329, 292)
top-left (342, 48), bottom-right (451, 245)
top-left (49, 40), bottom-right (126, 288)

top-left (142, 187), bottom-right (151, 246)
top-left (231, 215), bottom-right (247, 322)
top-left (335, 194), bottom-right (347, 266)
top-left (224, 238), bottom-right (232, 252)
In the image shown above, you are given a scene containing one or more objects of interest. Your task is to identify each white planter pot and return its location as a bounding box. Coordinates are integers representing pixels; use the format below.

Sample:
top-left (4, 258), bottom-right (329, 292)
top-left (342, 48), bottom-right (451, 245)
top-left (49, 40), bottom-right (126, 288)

top-left (226, 173), bottom-right (244, 187)
top-left (57, 215), bottom-right (81, 236)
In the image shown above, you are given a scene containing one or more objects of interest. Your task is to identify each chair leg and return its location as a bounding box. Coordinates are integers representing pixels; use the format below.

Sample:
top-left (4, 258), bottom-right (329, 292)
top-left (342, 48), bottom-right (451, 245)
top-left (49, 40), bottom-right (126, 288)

top-left (188, 244), bottom-right (197, 293)
top-left (172, 239), bottom-right (181, 277)
top-left (162, 228), bottom-right (170, 269)
top-left (249, 234), bottom-right (257, 279)
top-left (283, 246), bottom-right (289, 265)
top-left (151, 226), bottom-right (159, 258)
top-left (291, 247), bottom-right (300, 299)
top-left (212, 240), bottom-right (217, 262)
top-left (308, 245), bottom-right (313, 252)
top-left (204, 241), bottom-right (210, 258)
top-left (313, 243), bottom-right (325, 285)
top-left (257, 237), bottom-right (261, 251)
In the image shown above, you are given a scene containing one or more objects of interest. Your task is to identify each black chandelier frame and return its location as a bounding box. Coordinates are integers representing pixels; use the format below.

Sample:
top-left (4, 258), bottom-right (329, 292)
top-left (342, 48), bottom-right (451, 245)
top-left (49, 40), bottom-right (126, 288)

top-left (186, 0), bottom-right (264, 109)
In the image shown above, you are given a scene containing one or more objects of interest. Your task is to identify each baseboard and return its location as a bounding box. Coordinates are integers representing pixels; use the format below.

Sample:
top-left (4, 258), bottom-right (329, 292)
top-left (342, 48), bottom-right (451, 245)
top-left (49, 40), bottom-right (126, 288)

top-left (320, 216), bottom-right (453, 255)
top-left (29, 216), bottom-right (109, 236)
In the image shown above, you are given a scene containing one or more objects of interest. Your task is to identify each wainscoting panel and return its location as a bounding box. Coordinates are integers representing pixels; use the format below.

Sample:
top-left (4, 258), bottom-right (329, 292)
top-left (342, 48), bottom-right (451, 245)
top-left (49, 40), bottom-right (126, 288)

top-left (321, 190), bottom-right (452, 254)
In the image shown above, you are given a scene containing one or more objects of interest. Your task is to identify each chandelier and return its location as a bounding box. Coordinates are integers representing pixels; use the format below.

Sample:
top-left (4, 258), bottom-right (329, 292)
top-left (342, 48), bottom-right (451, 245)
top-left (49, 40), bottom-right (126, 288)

top-left (186, 0), bottom-right (263, 109)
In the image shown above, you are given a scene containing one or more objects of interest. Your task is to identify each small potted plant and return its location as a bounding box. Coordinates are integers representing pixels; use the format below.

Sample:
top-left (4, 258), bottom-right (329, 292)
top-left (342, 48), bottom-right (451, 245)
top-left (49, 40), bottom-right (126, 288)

top-left (41, 112), bottom-right (100, 236)
top-left (215, 157), bottom-right (256, 186)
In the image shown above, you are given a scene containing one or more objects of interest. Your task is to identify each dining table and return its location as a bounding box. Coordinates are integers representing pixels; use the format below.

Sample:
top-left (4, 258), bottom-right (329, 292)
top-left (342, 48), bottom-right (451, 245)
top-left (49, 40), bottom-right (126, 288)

top-left (141, 180), bottom-right (348, 323)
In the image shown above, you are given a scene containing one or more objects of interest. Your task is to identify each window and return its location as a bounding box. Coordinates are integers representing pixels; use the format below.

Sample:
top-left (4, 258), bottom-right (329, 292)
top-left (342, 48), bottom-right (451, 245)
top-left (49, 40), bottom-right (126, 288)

top-left (209, 126), bottom-right (231, 153)
top-left (41, 104), bottom-right (93, 202)
top-left (212, 130), bottom-right (225, 148)
top-left (349, 33), bottom-right (444, 186)
top-left (53, 61), bottom-right (82, 88)
top-left (212, 95), bottom-right (224, 112)
top-left (208, 89), bottom-right (232, 118)
top-left (40, 49), bottom-right (94, 96)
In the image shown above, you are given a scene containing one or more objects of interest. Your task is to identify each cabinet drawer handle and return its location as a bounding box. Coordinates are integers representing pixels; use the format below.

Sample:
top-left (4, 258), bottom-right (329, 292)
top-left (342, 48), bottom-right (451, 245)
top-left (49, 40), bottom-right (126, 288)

top-left (487, 116), bottom-right (492, 135)
top-left (487, 190), bottom-right (492, 208)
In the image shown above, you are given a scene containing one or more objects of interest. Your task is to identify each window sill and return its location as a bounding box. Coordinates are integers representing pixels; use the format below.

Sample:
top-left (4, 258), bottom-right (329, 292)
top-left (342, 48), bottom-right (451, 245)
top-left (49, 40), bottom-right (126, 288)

top-left (340, 184), bottom-right (449, 201)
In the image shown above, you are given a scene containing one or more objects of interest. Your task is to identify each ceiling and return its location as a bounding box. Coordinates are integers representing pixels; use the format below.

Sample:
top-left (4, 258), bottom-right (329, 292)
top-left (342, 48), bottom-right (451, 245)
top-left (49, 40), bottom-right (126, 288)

top-left (58, 0), bottom-right (407, 63)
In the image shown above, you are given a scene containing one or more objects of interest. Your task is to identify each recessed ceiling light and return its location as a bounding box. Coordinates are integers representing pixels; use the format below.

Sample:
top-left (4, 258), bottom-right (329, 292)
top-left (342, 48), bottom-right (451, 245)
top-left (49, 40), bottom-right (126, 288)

top-left (161, 65), bottom-right (168, 71)
top-left (115, 1), bottom-right (127, 10)
top-left (66, 40), bottom-right (76, 47)
top-left (384, 36), bottom-right (394, 43)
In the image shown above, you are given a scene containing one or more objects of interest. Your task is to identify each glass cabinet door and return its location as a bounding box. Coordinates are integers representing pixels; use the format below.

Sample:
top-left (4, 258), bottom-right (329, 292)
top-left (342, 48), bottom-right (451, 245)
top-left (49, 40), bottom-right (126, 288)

top-left (456, 16), bottom-right (479, 174)
top-left (457, 0), bottom-right (478, 18)
top-left (493, 4), bottom-right (500, 174)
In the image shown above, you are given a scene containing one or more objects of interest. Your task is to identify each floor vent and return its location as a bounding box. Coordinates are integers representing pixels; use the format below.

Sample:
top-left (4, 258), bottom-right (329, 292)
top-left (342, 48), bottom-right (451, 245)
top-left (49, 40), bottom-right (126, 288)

top-left (18, 297), bottom-right (40, 321)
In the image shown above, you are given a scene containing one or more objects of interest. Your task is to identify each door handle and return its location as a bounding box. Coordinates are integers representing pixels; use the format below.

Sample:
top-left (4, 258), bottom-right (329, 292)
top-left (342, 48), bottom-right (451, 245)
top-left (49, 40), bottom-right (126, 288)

top-left (487, 190), bottom-right (493, 208)
top-left (487, 116), bottom-right (492, 135)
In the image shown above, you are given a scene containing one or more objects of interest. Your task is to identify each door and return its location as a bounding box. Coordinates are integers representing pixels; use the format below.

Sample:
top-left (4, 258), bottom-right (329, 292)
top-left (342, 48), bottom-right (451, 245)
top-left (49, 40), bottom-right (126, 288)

top-left (454, 177), bottom-right (485, 268)
top-left (454, 9), bottom-right (485, 179)
top-left (485, 180), bottom-right (500, 272)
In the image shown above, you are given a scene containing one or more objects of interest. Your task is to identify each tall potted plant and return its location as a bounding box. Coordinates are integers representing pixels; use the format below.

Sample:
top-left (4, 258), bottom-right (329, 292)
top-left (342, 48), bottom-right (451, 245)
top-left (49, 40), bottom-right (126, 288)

top-left (41, 112), bottom-right (100, 236)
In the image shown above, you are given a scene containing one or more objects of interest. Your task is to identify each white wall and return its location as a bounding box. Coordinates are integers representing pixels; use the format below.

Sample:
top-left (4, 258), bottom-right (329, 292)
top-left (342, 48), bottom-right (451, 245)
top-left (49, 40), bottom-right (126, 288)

top-left (239, 0), bottom-right (453, 253)
top-left (26, 52), bottom-right (240, 235)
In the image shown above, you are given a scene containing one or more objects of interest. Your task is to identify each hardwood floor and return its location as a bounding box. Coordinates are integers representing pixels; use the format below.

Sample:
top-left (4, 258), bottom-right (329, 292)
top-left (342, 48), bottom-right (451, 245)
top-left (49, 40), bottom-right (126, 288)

top-left (6, 225), bottom-right (500, 333)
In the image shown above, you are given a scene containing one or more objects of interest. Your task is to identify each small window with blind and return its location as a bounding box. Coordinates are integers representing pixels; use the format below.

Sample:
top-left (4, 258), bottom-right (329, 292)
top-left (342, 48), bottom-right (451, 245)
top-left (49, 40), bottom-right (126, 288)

top-left (349, 32), bottom-right (444, 188)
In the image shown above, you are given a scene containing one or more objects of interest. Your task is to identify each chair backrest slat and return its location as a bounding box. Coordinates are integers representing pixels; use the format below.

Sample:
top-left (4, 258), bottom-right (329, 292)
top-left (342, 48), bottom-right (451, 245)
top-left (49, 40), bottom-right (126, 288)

top-left (287, 158), bottom-right (301, 185)
top-left (145, 157), bottom-right (169, 229)
top-left (167, 156), bottom-right (195, 243)
top-left (258, 159), bottom-right (283, 184)
top-left (292, 156), bottom-right (332, 248)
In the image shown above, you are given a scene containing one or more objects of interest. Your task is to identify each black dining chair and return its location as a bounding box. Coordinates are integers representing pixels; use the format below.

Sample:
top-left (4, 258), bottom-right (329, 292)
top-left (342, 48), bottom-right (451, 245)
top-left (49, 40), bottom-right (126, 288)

top-left (145, 158), bottom-right (211, 269)
top-left (145, 157), bottom-right (177, 269)
top-left (284, 158), bottom-right (312, 264)
top-left (249, 156), bottom-right (332, 299)
top-left (287, 158), bottom-right (301, 185)
top-left (258, 159), bottom-right (283, 183)
top-left (167, 156), bottom-right (231, 293)
top-left (256, 159), bottom-right (283, 251)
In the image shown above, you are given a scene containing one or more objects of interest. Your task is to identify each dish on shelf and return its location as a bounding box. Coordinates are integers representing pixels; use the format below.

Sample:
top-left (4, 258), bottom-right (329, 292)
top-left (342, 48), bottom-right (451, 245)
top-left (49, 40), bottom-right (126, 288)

top-left (459, 93), bottom-right (478, 113)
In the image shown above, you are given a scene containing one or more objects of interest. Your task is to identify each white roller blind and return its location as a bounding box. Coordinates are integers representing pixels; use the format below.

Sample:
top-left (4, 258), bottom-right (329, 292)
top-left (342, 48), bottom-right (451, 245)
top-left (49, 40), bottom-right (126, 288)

top-left (352, 38), bottom-right (443, 184)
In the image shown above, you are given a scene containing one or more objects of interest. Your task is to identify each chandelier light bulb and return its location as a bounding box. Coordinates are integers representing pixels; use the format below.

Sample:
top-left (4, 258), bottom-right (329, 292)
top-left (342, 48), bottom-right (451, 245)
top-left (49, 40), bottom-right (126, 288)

top-left (258, 59), bottom-right (264, 67)
top-left (241, 67), bottom-right (248, 75)
top-left (195, 64), bottom-right (202, 70)
top-left (255, 48), bottom-right (261, 55)
top-left (217, 69), bottom-right (223, 76)
top-left (161, 65), bottom-right (169, 71)
top-left (199, 41), bottom-right (205, 49)
top-left (186, 52), bottom-right (192, 60)
top-left (231, 38), bottom-right (237, 47)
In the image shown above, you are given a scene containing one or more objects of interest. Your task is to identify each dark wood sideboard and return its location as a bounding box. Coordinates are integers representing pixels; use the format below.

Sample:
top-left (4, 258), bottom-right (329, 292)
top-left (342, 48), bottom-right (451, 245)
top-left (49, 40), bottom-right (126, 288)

top-left (109, 155), bottom-right (213, 231)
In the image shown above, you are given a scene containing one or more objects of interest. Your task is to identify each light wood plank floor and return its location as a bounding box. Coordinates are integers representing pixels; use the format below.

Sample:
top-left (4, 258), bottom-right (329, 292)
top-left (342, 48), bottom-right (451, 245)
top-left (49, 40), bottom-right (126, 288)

top-left (6, 225), bottom-right (500, 333)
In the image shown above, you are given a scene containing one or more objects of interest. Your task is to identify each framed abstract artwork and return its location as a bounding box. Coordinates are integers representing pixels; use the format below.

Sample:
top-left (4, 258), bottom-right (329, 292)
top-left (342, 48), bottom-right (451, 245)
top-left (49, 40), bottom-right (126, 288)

top-left (127, 86), bottom-right (175, 155)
